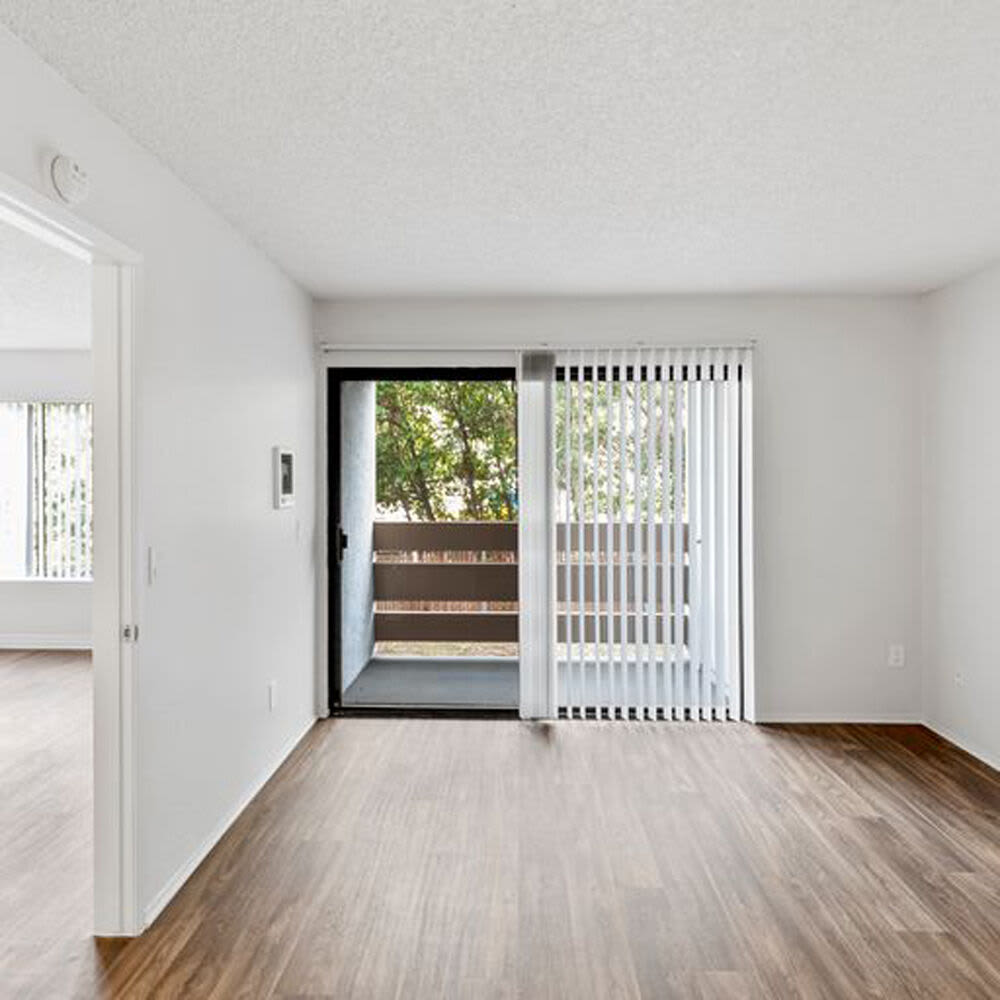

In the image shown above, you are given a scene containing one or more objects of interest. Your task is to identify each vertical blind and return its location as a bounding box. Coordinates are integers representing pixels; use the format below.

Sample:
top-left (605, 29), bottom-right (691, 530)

top-left (553, 348), bottom-right (748, 720)
top-left (0, 401), bottom-right (93, 579)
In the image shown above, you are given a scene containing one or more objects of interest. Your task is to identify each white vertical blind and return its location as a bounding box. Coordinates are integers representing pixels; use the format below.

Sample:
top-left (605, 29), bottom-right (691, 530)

top-left (0, 401), bottom-right (92, 579)
top-left (35, 401), bottom-right (94, 579)
top-left (554, 348), bottom-right (750, 721)
top-left (517, 352), bottom-right (557, 719)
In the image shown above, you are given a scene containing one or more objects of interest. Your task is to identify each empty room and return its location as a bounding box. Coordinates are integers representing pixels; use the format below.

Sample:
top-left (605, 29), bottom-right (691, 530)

top-left (0, 3), bottom-right (998, 998)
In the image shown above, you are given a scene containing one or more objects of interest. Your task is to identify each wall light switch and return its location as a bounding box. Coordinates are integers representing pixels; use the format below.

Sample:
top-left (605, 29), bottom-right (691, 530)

top-left (887, 643), bottom-right (905, 668)
top-left (147, 546), bottom-right (158, 585)
top-left (267, 680), bottom-right (277, 712)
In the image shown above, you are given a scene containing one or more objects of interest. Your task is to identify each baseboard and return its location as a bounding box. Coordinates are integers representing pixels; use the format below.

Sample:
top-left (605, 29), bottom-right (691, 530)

top-left (0, 633), bottom-right (92, 650)
top-left (141, 714), bottom-right (316, 929)
top-left (922, 720), bottom-right (1000, 773)
top-left (755, 712), bottom-right (922, 724)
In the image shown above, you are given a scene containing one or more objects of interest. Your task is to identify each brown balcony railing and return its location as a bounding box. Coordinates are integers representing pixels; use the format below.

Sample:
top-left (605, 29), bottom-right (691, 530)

top-left (372, 520), bottom-right (691, 647)
top-left (373, 520), bottom-right (518, 643)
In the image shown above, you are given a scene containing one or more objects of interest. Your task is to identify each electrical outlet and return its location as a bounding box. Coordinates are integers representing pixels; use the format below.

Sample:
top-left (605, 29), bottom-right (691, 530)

top-left (887, 643), bottom-right (905, 668)
top-left (954, 670), bottom-right (965, 688)
top-left (267, 680), bottom-right (277, 712)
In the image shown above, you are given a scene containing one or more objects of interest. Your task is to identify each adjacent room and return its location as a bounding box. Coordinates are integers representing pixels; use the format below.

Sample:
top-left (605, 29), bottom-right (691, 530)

top-left (0, 217), bottom-right (94, 994)
top-left (0, 3), bottom-right (998, 998)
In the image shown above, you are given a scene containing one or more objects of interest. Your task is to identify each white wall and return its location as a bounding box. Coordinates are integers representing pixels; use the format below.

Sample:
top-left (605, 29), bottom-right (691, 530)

top-left (922, 262), bottom-right (1000, 769)
top-left (0, 28), bottom-right (316, 922)
top-left (0, 349), bottom-right (91, 399)
top-left (316, 295), bottom-right (925, 723)
top-left (0, 349), bottom-right (92, 646)
top-left (0, 582), bottom-right (91, 648)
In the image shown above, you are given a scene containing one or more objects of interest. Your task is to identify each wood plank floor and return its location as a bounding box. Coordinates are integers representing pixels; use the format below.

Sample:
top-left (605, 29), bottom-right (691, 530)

top-left (0, 649), bottom-right (93, 1000)
top-left (4, 652), bottom-right (1000, 998)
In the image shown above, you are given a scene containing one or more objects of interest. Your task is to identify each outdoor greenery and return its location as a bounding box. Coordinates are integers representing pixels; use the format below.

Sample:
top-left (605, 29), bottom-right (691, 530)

top-left (376, 381), bottom-right (517, 521)
top-left (374, 377), bottom-right (685, 524)
top-left (554, 379), bottom-right (684, 519)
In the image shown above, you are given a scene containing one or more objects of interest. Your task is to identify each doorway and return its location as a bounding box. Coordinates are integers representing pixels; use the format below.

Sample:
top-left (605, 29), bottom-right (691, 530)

top-left (328, 367), bottom-right (518, 711)
top-left (0, 169), bottom-right (139, 936)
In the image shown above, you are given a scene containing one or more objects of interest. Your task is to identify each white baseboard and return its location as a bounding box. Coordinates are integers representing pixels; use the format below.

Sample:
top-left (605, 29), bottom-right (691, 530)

top-left (141, 714), bottom-right (316, 929)
top-left (922, 720), bottom-right (1000, 773)
top-left (0, 633), bottom-right (92, 650)
top-left (754, 712), bottom-right (921, 724)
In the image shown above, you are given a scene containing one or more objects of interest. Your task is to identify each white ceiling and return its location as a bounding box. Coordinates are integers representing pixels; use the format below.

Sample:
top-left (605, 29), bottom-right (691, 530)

top-left (0, 220), bottom-right (90, 349)
top-left (2, 2), bottom-right (999, 296)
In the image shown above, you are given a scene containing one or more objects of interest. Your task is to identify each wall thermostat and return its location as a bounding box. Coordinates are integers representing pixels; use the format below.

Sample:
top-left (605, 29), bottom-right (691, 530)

top-left (273, 447), bottom-right (295, 508)
top-left (49, 154), bottom-right (90, 205)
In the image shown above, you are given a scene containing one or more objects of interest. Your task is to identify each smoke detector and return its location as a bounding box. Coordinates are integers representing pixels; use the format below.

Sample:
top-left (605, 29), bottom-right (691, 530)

top-left (48, 154), bottom-right (90, 205)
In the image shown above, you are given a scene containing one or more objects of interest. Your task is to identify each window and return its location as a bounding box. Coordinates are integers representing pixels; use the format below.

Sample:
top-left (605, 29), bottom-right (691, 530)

top-left (0, 402), bottom-right (93, 579)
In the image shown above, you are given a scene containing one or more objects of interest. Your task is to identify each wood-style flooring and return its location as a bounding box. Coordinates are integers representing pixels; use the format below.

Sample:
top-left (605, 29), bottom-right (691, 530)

top-left (4, 649), bottom-right (1000, 998)
top-left (0, 649), bottom-right (92, 999)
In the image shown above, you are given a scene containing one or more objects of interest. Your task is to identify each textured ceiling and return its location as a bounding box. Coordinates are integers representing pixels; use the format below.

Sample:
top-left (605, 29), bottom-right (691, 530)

top-left (2, 2), bottom-right (999, 296)
top-left (0, 220), bottom-right (90, 349)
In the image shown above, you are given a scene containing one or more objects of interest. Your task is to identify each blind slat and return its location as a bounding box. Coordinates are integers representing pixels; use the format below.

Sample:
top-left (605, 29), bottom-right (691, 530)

top-left (553, 347), bottom-right (745, 721)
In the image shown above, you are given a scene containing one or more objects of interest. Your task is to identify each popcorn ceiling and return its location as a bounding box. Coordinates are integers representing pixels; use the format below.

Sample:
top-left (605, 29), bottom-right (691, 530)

top-left (2, 1), bottom-right (998, 296)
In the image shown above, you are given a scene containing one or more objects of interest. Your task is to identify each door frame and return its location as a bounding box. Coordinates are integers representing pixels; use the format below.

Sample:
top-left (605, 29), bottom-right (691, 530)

top-left (0, 169), bottom-right (142, 935)
top-left (322, 361), bottom-right (517, 713)
top-left (318, 346), bottom-right (755, 721)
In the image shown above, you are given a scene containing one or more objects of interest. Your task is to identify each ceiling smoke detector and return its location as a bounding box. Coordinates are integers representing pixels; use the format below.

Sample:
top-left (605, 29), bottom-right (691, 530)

top-left (48, 154), bottom-right (90, 205)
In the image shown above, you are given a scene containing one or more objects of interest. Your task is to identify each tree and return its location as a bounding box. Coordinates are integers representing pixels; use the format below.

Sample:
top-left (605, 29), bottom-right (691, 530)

top-left (374, 377), bottom-right (682, 523)
top-left (376, 381), bottom-right (517, 521)
top-left (554, 377), bottom-right (682, 520)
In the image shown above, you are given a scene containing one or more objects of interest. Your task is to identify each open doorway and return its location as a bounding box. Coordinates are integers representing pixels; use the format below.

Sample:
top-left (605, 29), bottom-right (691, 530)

top-left (328, 367), bottom-right (518, 710)
top-left (0, 170), bottom-right (139, 940)
top-left (0, 215), bottom-right (96, 975)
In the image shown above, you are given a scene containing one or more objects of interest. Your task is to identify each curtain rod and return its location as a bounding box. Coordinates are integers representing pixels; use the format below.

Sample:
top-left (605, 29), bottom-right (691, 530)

top-left (319, 341), bottom-right (757, 352)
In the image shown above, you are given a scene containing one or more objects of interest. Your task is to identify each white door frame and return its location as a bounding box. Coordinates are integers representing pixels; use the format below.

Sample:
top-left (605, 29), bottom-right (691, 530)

top-left (0, 170), bottom-right (141, 935)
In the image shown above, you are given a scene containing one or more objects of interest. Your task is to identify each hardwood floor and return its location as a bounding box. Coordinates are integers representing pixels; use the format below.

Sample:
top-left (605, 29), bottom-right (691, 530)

top-left (4, 654), bottom-right (1000, 998)
top-left (0, 649), bottom-right (93, 1000)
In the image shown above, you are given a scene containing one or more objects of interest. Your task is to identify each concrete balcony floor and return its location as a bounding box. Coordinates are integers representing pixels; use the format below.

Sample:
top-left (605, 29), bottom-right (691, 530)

top-left (343, 655), bottom-right (518, 709)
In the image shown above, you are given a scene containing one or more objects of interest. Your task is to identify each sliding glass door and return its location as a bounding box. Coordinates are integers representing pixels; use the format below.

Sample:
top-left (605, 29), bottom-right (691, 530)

top-left (517, 347), bottom-right (754, 721)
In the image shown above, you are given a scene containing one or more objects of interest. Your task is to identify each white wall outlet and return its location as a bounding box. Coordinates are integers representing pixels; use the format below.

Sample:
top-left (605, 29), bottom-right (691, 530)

top-left (267, 680), bottom-right (277, 712)
top-left (954, 670), bottom-right (965, 688)
top-left (887, 643), bottom-right (905, 668)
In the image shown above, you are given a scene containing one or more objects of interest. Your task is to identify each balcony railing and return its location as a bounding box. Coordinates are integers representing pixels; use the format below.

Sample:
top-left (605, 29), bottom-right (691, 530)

top-left (374, 520), bottom-right (518, 643)
top-left (372, 520), bottom-right (691, 647)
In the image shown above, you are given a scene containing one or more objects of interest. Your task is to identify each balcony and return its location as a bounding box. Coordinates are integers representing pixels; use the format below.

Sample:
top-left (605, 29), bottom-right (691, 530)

top-left (342, 519), bottom-right (690, 710)
top-left (343, 520), bottom-right (518, 708)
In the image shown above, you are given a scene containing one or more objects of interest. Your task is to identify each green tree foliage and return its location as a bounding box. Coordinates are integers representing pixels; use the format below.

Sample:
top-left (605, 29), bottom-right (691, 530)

top-left (374, 377), bottom-right (683, 524)
top-left (376, 381), bottom-right (517, 521)
top-left (554, 378), bottom-right (683, 520)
